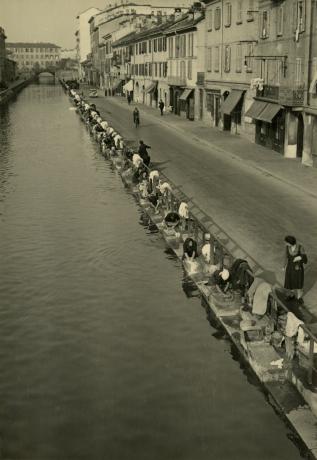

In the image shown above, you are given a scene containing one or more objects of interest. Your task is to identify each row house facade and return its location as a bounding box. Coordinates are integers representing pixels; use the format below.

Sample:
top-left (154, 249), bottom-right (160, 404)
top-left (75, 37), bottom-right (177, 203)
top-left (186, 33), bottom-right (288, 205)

top-left (76, 7), bottom-right (101, 80)
top-left (304, 0), bottom-right (317, 165)
top-left (0, 27), bottom-right (6, 83)
top-left (166, 12), bottom-right (205, 120)
top-left (203, 0), bottom-right (259, 140)
top-left (129, 21), bottom-right (171, 108)
top-left (88, 3), bottom-right (190, 89)
top-left (244, 0), bottom-right (309, 160)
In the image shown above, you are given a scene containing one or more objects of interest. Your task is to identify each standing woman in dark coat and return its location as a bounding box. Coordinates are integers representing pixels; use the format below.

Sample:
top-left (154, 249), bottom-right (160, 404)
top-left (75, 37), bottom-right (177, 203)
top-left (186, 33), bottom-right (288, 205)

top-left (284, 235), bottom-right (308, 303)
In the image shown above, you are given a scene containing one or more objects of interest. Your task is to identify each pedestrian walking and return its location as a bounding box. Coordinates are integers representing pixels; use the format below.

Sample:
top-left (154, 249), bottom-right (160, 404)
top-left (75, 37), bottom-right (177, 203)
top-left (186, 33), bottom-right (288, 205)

top-left (159, 99), bottom-right (165, 116)
top-left (127, 93), bottom-right (131, 105)
top-left (133, 107), bottom-right (140, 128)
top-left (283, 235), bottom-right (308, 303)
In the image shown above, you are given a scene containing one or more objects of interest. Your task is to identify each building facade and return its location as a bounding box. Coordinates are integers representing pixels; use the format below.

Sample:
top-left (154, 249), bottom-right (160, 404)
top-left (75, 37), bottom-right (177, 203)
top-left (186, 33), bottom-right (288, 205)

top-left (76, 7), bottom-right (101, 80)
top-left (0, 27), bottom-right (6, 83)
top-left (166, 10), bottom-right (205, 120)
top-left (88, 3), bottom-right (190, 90)
top-left (245, 0), bottom-right (308, 159)
top-left (202, 0), bottom-right (258, 139)
top-left (6, 42), bottom-right (60, 72)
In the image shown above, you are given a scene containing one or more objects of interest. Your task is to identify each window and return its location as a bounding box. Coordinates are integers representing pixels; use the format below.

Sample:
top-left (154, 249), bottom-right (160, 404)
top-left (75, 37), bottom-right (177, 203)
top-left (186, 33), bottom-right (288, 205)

top-left (295, 0), bottom-right (305, 32)
top-left (236, 44), bottom-right (242, 72)
top-left (247, 0), bottom-right (254, 21)
top-left (215, 7), bottom-right (221, 29)
top-left (159, 63), bottom-right (162, 77)
top-left (224, 45), bottom-right (231, 72)
top-left (154, 39), bottom-right (157, 52)
top-left (225, 3), bottom-right (232, 27)
top-left (187, 60), bottom-right (192, 79)
top-left (207, 9), bottom-right (213, 30)
top-left (154, 63), bottom-right (157, 77)
top-left (276, 60), bottom-right (282, 85)
top-left (237, 0), bottom-right (243, 23)
top-left (149, 63), bottom-right (152, 76)
top-left (295, 58), bottom-right (302, 84)
top-left (158, 38), bottom-right (162, 52)
top-left (149, 40), bottom-right (152, 53)
top-left (214, 46), bottom-right (220, 72)
top-left (163, 37), bottom-right (167, 52)
top-left (246, 43), bottom-right (253, 72)
top-left (260, 11), bottom-right (269, 38)
top-left (175, 35), bottom-right (180, 58)
top-left (188, 33), bottom-right (194, 57)
top-left (207, 47), bottom-right (212, 72)
top-left (168, 37), bottom-right (173, 58)
top-left (180, 60), bottom-right (186, 79)
top-left (163, 62), bottom-right (168, 77)
top-left (277, 7), bottom-right (283, 36)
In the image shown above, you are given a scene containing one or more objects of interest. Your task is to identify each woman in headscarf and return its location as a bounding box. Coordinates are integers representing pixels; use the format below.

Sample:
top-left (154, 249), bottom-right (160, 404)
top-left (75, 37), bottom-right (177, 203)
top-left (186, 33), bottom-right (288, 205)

top-left (284, 235), bottom-right (307, 303)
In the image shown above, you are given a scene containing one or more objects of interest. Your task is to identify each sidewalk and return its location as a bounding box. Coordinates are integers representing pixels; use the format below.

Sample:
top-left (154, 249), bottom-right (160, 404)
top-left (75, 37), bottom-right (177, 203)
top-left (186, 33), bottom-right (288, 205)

top-left (108, 94), bottom-right (317, 200)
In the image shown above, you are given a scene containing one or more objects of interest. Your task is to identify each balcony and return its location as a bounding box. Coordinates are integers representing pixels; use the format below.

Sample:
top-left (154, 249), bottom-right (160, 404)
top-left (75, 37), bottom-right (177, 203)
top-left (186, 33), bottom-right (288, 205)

top-left (256, 84), bottom-right (304, 107)
top-left (167, 76), bottom-right (187, 87)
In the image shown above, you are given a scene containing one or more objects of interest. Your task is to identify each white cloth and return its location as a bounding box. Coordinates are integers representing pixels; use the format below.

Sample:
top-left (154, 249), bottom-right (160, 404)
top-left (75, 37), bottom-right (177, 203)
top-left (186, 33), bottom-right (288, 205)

top-left (101, 121), bottom-right (108, 129)
top-left (252, 281), bottom-right (271, 315)
top-left (178, 202), bottom-right (189, 219)
top-left (297, 326), bottom-right (305, 345)
top-left (149, 170), bottom-right (159, 181)
top-left (285, 312), bottom-right (304, 338)
top-left (201, 243), bottom-right (211, 264)
top-left (159, 182), bottom-right (172, 194)
top-left (132, 153), bottom-right (143, 167)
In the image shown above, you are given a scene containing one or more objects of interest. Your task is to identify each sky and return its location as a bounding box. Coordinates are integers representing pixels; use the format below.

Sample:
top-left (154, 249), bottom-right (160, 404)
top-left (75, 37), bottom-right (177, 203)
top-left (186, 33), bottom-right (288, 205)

top-left (1, 0), bottom-right (188, 49)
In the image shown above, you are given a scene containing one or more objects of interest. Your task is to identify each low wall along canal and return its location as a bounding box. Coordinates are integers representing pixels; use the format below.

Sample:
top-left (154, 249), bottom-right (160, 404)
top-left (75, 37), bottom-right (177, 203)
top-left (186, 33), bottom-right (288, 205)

top-left (0, 83), bottom-right (312, 459)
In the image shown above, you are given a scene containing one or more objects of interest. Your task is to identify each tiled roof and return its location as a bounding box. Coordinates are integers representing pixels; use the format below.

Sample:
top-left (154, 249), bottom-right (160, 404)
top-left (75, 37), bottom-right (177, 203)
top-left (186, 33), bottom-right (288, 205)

top-left (164, 14), bottom-right (204, 34)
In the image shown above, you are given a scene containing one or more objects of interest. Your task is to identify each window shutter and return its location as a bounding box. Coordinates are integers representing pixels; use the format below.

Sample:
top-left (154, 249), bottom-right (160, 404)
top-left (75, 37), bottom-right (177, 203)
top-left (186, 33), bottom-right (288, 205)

top-left (293, 0), bottom-right (298, 32)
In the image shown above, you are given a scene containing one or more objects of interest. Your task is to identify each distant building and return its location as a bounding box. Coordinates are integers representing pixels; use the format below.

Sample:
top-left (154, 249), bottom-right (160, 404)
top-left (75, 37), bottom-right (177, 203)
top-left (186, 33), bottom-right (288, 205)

top-left (6, 42), bottom-right (61, 72)
top-left (60, 48), bottom-right (77, 60)
top-left (0, 27), bottom-right (17, 84)
top-left (76, 7), bottom-right (101, 79)
top-left (0, 27), bottom-right (6, 83)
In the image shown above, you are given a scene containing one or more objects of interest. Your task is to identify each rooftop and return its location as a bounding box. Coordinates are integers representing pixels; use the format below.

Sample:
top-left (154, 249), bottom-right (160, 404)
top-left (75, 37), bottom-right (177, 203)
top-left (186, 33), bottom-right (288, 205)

top-left (6, 42), bottom-right (61, 49)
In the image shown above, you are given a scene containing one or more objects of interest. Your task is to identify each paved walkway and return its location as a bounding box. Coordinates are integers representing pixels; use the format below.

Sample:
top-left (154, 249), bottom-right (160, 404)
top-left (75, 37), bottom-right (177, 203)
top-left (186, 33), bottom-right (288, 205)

top-left (80, 88), bottom-right (317, 320)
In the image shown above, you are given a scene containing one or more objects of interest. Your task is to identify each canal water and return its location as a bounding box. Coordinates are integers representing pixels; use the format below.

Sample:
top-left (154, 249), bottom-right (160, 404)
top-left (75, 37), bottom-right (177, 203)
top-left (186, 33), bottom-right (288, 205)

top-left (0, 85), bottom-right (302, 460)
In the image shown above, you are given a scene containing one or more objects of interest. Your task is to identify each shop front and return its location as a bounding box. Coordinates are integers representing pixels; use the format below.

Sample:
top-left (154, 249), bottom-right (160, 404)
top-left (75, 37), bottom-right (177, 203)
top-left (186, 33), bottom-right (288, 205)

top-left (179, 88), bottom-right (195, 120)
top-left (205, 89), bottom-right (221, 127)
top-left (245, 100), bottom-right (285, 154)
top-left (169, 86), bottom-right (185, 115)
top-left (144, 81), bottom-right (158, 108)
top-left (221, 89), bottom-right (245, 133)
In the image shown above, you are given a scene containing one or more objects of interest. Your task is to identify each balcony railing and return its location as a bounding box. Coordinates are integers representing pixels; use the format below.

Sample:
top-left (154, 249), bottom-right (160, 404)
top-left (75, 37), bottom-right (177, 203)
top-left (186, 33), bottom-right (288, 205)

top-left (256, 84), bottom-right (305, 107)
top-left (167, 76), bottom-right (187, 86)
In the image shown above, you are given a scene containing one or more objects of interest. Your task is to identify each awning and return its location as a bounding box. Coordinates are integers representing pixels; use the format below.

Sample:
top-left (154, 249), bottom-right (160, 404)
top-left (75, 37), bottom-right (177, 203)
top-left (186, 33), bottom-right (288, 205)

top-left (123, 80), bottom-right (133, 92)
top-left (179, 88), bottom-right (193, 101)
top-left (112, 79), bottom-right (123, 91)
top-left (222, 90), bottom-right (244, 115)
top-left (144, 81), bottom-right (157, 94)
top-left (244, 100), bottom-right (268, 119)
top-left (256, 102), bottom-right (282, 123)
